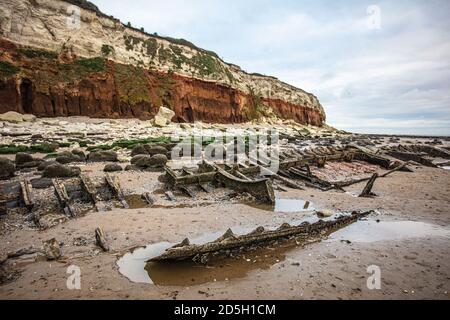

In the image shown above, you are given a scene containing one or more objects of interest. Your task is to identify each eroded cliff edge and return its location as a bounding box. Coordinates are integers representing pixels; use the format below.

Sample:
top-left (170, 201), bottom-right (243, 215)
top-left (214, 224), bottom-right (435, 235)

top-left (0, 0), bottom-right (326, 125)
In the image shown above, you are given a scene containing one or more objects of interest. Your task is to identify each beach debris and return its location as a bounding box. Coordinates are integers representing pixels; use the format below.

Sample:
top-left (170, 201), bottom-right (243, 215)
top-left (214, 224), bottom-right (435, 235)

top-left (359, 173), bottom-right (379, 198)
top-left (105, 174), bottom-right (129, 209)
top-left (53, 178), bottom-right (75, 217)
top-left (43, 238), bottom-right (62, 260)
top-left (95, 227), bottom-right (111, 252)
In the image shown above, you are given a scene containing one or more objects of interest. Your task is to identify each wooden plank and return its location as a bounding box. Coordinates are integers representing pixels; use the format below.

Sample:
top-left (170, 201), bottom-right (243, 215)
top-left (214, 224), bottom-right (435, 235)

top-left (79, 174), bottom-right (100, 210)
top-left (19, 180), bottom-right (34, 211)
top-left (52, 179), bottom-right (75, 218)
top-left (105, 174), bottom-right (129, 209)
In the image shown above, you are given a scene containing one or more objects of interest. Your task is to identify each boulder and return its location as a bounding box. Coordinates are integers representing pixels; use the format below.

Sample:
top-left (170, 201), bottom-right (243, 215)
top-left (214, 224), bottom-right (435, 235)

top-left (131, 154), bottom-right (168, 169)
top-left (145, 145), bottom-right (168, 157)
top-left (15, 152), bottom-right (34, 166)
top-left (22, 114), bottom-right (37, 122)
top-left (130, 144), bottom-right (148, 157)
top-left (88, 151), bottom-right (118, 162)
top-left (153, 106), bottom-right (175, 127)
top-left (0, 158), bottom-right (15, 180)
top-left (42, 163), bottom-right (81, 178)
top-left (0, 111), bottom-right (23, 123)
top-left (149, 154), bottom-right (168, 168)
top-left (55, 150), bottom-right (85, 164)
top-left (104, 164), bottom-right (123, 172)
top-left (38, 160), bottom-right (58, 171)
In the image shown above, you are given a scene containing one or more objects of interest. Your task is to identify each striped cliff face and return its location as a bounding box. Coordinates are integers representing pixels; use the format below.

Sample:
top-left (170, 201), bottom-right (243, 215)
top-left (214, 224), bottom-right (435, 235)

top-left (0, 0), bottom-right (325, 125)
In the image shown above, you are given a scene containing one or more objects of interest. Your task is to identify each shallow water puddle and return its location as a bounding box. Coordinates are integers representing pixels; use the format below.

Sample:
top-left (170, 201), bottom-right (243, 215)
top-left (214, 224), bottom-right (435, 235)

top-left (327, 220), bottom-right (450, 243)
top-left (124, 195), bottom-right (149, 209)
top-left (243, 199), bottom-right (314, 213)
top-left (117, 239), bottom-right (294, 286)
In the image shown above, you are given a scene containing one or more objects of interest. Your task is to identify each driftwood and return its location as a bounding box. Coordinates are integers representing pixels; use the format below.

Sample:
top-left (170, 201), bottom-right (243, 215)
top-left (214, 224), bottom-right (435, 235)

top-left (95, 227), bottom-right (111, 252)
top-left (105, 174), bottom-right (129, 209)
top-left (151, 210), bottom-right (374, 262)
top-left (359, 173), bottom-right (378, 198)
top-left (52, 179), bottom-right (75, 218)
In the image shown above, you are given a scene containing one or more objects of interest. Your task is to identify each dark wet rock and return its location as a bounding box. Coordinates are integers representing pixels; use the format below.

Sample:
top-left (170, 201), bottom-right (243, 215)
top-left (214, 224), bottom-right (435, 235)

top-left (19, 160), bottom-right (43, 168)
top-left (104, 163), bottom-right (123, 172)
top-left (30, 177), bottom-right (53, 189)
top-left (131, 144), bottom-right (168, 157)
top-left (55, 150), bottom-right (86, 164)
top-left (31, 134), bottom-right (43, 139)
top-left (38, 160), bottom-right (58, 171)
top-left (145, 145), bottom-right (168, 157)
top-left (131, 154), bottom-right (168, 169)
top-left (130, 144), bottom-right (148, 157)
top-left (42, 163), bottom-right (81, 178)
top-left (88, 151), bottom-right (118, 162)
top-left (71, 149), bottom-right (86, 160)
top-left (43, 238), bottom-right (61, 261)
top-left (124, 164), bottom-right (140, 171)
top-left (15, 152), bottom-right (33, 166)
top-left (0, 158), bottom-right (15, 180)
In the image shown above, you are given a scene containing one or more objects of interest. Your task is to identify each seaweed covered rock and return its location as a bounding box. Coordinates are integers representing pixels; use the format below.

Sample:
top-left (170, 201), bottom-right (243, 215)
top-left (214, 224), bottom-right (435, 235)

top-left (0, 158), bottom-right (15, 180)
top-left (42, 163), bottom-right (81, 178)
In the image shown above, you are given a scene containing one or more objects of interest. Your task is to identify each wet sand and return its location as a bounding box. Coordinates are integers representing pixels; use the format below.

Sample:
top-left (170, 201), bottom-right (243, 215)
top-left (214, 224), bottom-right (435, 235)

top-left (1, 165), bottom-right (449, 300)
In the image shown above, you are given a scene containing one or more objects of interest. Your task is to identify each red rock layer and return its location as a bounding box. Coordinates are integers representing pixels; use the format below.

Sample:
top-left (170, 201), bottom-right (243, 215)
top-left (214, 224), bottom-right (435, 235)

top-left (0, 39), bottom-right (325, 125)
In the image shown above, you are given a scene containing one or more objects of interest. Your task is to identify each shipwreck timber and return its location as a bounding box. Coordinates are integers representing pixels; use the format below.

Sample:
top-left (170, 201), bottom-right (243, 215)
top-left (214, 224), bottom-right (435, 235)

top-left (150, 210), bottom-right (374, 262)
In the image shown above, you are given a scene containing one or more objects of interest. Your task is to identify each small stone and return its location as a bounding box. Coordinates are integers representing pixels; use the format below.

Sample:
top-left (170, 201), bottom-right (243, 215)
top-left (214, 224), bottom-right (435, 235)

top-left (43, 238), bottom-right (61, 261)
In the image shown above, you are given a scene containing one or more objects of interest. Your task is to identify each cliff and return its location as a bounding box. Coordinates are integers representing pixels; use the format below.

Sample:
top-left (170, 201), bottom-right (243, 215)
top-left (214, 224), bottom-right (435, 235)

top-left (0, 0), bottom-right (326, 125)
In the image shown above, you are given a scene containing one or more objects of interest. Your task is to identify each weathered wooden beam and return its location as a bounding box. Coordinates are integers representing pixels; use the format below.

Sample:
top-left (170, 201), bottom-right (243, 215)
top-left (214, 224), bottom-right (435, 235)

top-left (95, 227), bottom-right (111, 252)
top-left (105, 174), bottom-right (129, 209)
top-left (19, 180), bottom-right (33, 211)
top-left (141, 192), bottom-right (156, 205)
top-left (151, 210), bottom-right (373, 262)
top-left (79, 174), bottom-right (100, 211)
top-left (52, 179), bottom-right (75, 218)
top-left (359, 173), bottom-right (379, 197)
top-left (215, 168), bottom-right (275, 204)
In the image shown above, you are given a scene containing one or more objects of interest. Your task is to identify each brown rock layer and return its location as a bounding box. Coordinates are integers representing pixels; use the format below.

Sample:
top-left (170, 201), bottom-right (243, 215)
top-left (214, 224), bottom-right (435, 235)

top-left (0, 39), bottom-right (325, 125)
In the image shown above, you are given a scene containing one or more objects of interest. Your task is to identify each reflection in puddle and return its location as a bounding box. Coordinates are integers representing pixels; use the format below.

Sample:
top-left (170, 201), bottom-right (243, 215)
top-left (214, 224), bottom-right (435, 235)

top-left (118, 239), bottom-right (295, 286)
top-left (124, 195), bottom-right (149, 209)
top-left (243, 199), bottom-right (314, 213)
top-left (328, 220), bottom-right (450, 243)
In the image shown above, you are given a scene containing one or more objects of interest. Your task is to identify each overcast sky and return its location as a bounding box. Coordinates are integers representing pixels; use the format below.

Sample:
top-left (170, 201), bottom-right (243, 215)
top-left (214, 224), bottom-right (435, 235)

top-left (92, 0), bottom-right (450, 135)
